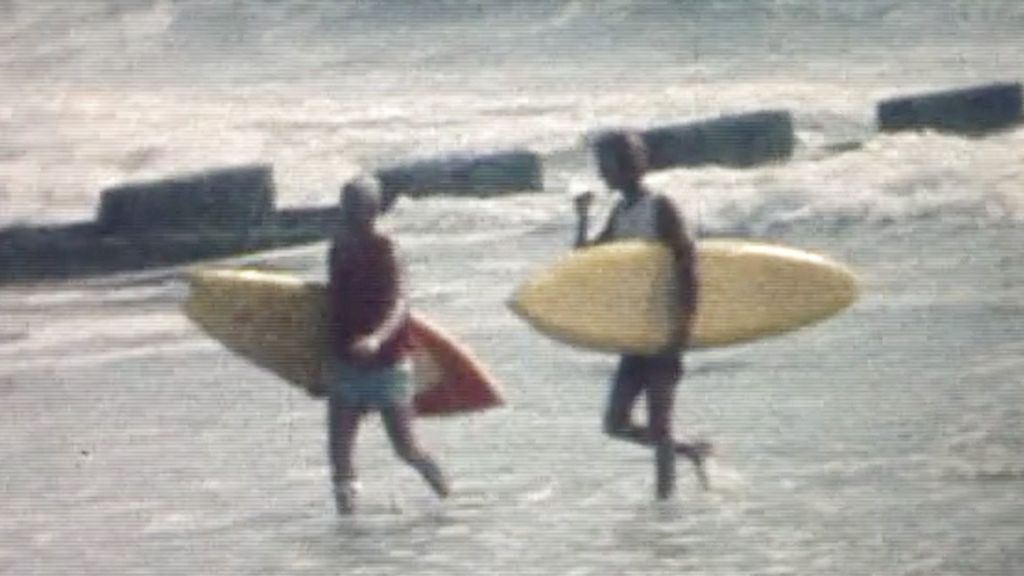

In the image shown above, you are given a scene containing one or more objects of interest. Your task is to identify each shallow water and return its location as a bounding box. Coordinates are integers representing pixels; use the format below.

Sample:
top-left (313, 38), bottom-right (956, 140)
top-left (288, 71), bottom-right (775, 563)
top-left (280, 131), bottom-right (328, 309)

top-left (3, 218), bottom-right (1022, 575)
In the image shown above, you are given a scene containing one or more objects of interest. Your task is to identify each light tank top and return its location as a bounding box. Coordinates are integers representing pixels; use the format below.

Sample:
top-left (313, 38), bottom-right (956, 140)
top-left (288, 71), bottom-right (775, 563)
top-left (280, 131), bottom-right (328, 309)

top-left (610, 193), bottom-right (661, 241)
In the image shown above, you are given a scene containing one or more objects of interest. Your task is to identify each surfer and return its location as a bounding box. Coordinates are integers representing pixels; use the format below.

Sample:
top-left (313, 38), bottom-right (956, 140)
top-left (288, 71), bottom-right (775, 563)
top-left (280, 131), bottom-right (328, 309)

top-left (573, 131), bottom-right (710, 498)
top-left (322, 176), bottom-right (450, 514)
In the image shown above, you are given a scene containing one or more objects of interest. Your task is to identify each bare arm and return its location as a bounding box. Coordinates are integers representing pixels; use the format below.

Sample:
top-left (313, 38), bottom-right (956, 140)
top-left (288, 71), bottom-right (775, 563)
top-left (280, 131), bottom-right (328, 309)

top-left (360, 297), bottom-right (408, 348)
top-left (655, 195), bottom-right (698, 349)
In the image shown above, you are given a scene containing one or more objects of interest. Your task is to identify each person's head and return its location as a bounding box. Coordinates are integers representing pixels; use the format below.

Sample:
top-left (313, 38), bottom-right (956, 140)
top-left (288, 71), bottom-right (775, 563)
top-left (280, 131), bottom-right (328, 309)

top-left (593, 131), bottom-right (649, 192)
top-left (339, 176), bottom-right (383, 234)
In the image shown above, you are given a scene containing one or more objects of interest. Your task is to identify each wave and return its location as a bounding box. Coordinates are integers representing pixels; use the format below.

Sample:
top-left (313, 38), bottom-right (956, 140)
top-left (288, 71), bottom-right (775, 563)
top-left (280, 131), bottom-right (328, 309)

top-left (378, 124), bottom-right (1024, 242)
top-left (653, 127), bottom-right (1024, 235)
top-left (1, 0), bottom-right (1021, 235)
top-left (4, 0), bottom-right (1024, 83)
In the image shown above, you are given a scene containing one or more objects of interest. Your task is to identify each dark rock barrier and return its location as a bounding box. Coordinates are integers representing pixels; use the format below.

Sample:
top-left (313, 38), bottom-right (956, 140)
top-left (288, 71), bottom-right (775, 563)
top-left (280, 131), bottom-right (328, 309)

top-left (0, 207), bottom-right (338, 285)
top-left (640, 110), bottom-right (795, 170)
top-left (97, 164), bottom-right (275, 235)
top-left (376, 149), bottom-right (543, 202)
top-left (877, 82), bottom-right (1022, 135)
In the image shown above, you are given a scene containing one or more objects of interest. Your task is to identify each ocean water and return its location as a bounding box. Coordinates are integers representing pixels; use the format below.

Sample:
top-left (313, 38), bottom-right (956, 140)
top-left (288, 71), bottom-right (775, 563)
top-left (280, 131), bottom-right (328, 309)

top-left (1, 1), bottom-right (1023, 575)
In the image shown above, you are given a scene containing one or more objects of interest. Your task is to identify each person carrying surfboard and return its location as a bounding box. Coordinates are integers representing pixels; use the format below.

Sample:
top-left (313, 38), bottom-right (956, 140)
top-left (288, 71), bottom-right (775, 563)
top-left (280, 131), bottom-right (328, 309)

top-left (573, 131), bottom-right (710, 499)
top-left (323, 176), bottom-right (450, 514)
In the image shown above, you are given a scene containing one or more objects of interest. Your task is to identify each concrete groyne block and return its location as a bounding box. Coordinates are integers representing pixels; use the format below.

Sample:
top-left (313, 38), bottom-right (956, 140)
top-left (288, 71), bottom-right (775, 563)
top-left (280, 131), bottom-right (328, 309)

top-left (376, 149), bottom-right (543, 201)
top-left (97, 164), bottom-right (275, 235)
top-left (641, 110), bottom-right (795, 170)
top-left (878, 82), bottom-right (1022, 135)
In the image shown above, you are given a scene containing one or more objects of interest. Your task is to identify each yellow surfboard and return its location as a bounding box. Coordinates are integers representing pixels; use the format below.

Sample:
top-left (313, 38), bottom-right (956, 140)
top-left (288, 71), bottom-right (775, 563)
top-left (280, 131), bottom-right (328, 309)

top-left (509, 239), bottom-right (858, 354)
top-left (183, 269), bottom-right (505, 416)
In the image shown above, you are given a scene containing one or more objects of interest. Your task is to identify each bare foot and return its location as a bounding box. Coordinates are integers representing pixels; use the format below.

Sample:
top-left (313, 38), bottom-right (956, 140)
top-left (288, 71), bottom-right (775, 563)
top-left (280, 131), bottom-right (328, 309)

top-left (677, 441), bottom-right (712, 490)
top-left (334, 480), bottom-right (360, 515)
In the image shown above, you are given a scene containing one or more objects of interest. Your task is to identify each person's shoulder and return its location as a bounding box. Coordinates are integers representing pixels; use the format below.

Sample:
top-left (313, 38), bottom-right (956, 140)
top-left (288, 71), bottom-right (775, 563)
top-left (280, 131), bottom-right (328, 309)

top-left (370, 233), bottom-right (405, 266)
top-left (650, 191), bottom-right (682, 215)
top-left (373, 233), bottom-right (397, 253)
top-left (650, 191), bottom-right (696, 241)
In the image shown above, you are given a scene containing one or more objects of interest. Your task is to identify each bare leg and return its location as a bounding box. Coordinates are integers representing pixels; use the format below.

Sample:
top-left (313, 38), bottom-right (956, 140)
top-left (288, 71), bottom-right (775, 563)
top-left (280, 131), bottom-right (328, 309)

top-left (380, 403), bottom-right (450, 499)
top-left (604, 357), bottom-right (675, 498)
top-left (328, 396), bottom-right (363, 514)
top-left (649, 366), bottom-right (710, 492)
top-left (645, 376), bottom-right (676, 499)
top-left (604, 356), bottom-right (711, 493)
top-left (603, 357), bottom-right (646, 440)
top-left (604, 357), bottom-right (711, 455)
